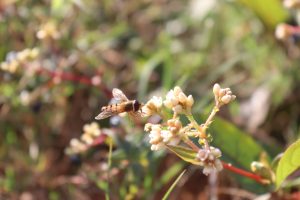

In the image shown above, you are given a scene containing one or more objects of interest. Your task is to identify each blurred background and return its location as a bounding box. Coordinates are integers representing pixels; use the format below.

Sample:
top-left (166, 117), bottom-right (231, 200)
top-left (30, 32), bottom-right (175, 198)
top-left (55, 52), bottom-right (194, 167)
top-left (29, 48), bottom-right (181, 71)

top-left (1, 0), bottom-right (300, 199)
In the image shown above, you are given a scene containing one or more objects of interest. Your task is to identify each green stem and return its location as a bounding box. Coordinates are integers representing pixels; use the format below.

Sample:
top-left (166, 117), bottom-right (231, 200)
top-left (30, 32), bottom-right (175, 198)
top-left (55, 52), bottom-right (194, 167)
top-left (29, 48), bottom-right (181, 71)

top-left (202, 106), bottom-right (219, 133)
top-left (186, 114), bottom-right (203, 135)
top-left (105, 137), bottom-right (113, 200)
top-left (186, 114), bottom-right (210, 149)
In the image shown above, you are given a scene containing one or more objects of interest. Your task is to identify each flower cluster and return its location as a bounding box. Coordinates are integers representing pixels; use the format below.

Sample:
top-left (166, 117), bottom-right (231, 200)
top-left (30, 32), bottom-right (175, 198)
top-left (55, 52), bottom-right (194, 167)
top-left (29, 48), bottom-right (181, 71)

top-left (142, 84), bottom-right (235, 175)
top-left (163, 86), bottom-right (194, 114)
top-left (213, 83), bottom-right (236, 106)
top-left (65, 122), bottom-right (102, 155)
top-left (145, 122), bottom-right (180, 151)
top-left (196, 146), bottom-right (223, 175)
top-left (37, 21), bottom-right (61, 40)
top-left (0, 48), bottom-right (39, 73)
top-left (142, 96), bottom-right (163, 116)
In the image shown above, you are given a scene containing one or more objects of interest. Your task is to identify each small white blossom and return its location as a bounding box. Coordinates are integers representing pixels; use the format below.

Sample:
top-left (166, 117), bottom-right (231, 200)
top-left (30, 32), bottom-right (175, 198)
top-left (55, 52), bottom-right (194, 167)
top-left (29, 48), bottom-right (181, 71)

top-left (167, 118), bottom-right (182, 133)
top-left (81, 134), bottom-right (94, 145)
top-left (83, 122), bottom-right (101, 137)
top-left (196, 146), bottom-right (223, 175)
top-left (161, 130), bottom-right (173, 143)
top-left (142, 96), bottom-right (163, 116)
top-left (163, 86), bottom-right (194, 114)
top-left (66, 122), bottom-right (102, 155)
top-left (145, 123), bottom-right (180, 151)
top-left (149, 125), bottom-right (163, 144)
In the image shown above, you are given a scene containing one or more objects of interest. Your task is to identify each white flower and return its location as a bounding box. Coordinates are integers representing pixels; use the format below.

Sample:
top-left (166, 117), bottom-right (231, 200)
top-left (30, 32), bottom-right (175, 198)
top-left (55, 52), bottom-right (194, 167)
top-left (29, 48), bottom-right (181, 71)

top-left (149, 125), bottom-right (163, 144)
top-left (161, 130), bottom-right (173, 143)
top-left (167, 118), bottom-right (182, 133)
top-left (81, 134), bottom-right (94, 145)
top-left (142, 96), bottom-right (163, 116)
top-left (163, 86), bottom-right (194, 114)
top-left (83, 122), bottom-right (101, 137)
top-left (196, 146), bottom-right (223, 175)
top-left (196, 149), bottom-right (209, 161)
top-left (213, 83), bottom-right (236, 105)
top-left (145, 123), bottom-right (180, 151)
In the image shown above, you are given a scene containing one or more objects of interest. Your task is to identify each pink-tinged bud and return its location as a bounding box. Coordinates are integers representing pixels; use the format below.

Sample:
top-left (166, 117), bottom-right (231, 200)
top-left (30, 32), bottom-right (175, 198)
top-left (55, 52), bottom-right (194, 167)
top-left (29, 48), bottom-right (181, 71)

top-left (213, 83), bottom-right (221, 96)
top-left (221, 95), bottom-right (232, 104)
top-left (197, 149), bottom-right (208, 161)
top-left (218, 89), bottom-right (226, 97)
top-left (275, 24), bottom-right (291, 40)
top-left (212, 148), bottom-right (222, 158)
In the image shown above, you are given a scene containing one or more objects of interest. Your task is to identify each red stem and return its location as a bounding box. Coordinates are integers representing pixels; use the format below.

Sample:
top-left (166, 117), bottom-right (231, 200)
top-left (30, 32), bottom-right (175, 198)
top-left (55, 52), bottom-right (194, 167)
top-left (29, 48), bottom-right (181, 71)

top-left (31, 66), bottom-right (112, 98)
top-left (222, 161), bottom-right (266, 184)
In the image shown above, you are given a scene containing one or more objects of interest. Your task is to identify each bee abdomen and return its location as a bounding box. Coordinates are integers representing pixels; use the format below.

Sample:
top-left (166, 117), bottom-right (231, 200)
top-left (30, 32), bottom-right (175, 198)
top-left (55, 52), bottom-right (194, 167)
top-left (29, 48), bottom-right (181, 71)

top-left (102, 104), bottom-right (118, 112)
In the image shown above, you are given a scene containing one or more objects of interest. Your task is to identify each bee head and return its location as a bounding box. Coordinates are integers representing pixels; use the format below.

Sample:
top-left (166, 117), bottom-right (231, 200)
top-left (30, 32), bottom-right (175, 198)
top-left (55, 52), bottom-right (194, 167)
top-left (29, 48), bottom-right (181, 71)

top-left (133, 100), bottom-right (141, 111)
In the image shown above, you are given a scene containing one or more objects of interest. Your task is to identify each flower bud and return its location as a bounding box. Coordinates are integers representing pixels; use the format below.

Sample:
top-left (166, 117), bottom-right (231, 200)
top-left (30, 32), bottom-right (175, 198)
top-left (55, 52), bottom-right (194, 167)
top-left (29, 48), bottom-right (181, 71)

top-left (178, 92), bottom-right (187, 103)
top-left (213, 83), bottom-right (221, 96)
top-left (174, 86), bottom-right (182, 95)
top-left (186, 95), bottom-right (194, 107)
top-left (218, 89), bottom-right (226, 97)
top-left (221, 95), bottom-right (232, 104)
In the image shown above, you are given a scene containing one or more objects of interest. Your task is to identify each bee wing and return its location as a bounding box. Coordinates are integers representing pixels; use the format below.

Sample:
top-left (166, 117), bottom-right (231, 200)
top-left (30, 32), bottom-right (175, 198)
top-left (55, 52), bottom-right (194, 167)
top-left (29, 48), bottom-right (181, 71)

top-left (95, 110), bottom-right (114, 120)
top-left (112, 88), bottom-right (129, 102)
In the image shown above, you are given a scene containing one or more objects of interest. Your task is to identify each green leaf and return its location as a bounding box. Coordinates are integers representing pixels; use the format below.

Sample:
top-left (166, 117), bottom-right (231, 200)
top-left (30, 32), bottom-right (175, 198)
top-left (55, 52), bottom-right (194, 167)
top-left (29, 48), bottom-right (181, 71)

top-left (162, 169), bottom-right (186, 200)
top-left (276, 139), bottom-right (300, 188)
top-left (206, 117), bottom-right (270, 193)
top-left (166, 145), bottom-right (201, 165)
top-left (238, 0), bottom-right (288, 28)
top-left (208, 117), bottom-right (268, 170)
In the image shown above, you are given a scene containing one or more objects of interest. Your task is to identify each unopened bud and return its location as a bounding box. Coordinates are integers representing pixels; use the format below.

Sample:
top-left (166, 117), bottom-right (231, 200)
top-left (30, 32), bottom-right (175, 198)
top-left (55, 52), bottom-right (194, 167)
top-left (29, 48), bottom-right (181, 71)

top-left (221, 95), bottom-right (232, 104)
top-left (213, 83), bottom-right (221, 96)
top-left (186, 95), bottom-right (194, 107)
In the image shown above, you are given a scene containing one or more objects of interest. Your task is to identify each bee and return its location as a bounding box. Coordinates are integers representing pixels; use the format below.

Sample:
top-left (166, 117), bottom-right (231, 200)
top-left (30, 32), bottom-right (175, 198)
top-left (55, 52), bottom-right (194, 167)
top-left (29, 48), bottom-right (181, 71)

top-left (95, 88), bottom-right (143, 120)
